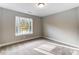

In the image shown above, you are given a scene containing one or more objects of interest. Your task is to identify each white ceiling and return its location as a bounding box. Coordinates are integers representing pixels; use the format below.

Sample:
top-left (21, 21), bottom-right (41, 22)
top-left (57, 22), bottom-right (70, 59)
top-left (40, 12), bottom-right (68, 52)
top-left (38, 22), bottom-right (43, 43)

top-left (0, 3), bottom-right (79, 17)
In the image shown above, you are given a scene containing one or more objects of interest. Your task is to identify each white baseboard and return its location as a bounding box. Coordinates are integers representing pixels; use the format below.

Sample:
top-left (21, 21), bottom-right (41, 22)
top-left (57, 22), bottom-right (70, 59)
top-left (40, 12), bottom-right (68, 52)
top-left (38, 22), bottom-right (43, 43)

top-left (44, 37), bottom-right (79, 49)
top-left (1, 36), bottom-right (79, 50)
top-left (0, 36), bottom-right (41, 48)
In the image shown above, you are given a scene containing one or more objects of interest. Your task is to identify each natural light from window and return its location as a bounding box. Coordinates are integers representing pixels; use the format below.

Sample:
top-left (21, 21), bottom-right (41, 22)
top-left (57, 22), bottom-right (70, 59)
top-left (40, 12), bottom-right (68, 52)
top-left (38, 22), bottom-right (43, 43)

top-left (15, 16), bottom-right (33, 36)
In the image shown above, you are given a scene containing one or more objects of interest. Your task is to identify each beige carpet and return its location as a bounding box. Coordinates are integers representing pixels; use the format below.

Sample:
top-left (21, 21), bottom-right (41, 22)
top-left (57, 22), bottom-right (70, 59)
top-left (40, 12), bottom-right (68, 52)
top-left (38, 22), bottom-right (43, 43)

top-left (0, 39), bottom-right (79, 55)
top-left (34, 42), bottom-right (79, 55)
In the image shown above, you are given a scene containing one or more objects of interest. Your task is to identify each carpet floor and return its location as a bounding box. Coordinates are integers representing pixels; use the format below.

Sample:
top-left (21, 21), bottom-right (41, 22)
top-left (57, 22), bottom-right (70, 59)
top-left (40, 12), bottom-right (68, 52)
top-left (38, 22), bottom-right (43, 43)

top-left (0, 38), bottom-right (79, 55)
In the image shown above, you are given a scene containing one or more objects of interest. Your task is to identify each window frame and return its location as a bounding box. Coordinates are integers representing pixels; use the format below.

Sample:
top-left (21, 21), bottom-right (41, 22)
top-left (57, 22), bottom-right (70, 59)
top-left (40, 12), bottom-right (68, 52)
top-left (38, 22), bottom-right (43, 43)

top-left (15, 16), bottom-right (33, 36)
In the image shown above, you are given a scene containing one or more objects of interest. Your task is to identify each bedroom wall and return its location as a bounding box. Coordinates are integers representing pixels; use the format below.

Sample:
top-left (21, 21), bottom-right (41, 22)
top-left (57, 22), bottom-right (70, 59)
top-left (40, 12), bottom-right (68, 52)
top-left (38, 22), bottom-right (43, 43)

top-left (0, 8), bottom-right (3, 43)
top-left (0, 7), bottom-right (42, 44)
top-left (77, 7), bottom-right (79, 44)
top-left (0, 6), bottom-right (79, 48)
top-left (42, 7), bottom-right (79, 47)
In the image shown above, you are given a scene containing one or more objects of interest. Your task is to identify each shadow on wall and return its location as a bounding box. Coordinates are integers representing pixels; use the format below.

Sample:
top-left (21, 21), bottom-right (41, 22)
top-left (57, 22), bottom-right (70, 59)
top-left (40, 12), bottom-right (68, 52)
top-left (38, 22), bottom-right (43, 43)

top-left (44, 24), bottom-right (78, 46)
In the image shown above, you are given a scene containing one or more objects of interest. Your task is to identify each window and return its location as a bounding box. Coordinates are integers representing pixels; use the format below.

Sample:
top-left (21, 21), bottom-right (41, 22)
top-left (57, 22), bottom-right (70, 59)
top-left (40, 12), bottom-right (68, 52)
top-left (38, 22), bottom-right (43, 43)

top-left (15, 16), bottom-right (33, 36)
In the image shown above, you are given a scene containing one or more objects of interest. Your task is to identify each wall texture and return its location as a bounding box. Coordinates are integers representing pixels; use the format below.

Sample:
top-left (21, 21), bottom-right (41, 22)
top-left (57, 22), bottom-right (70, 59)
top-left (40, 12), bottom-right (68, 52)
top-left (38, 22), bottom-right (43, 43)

top-left (43, 7), bottom-right (79, 47)
top-left (0, 6), bottom-right (79, 48)
top-left (0, 7), bottom-right (42, 44)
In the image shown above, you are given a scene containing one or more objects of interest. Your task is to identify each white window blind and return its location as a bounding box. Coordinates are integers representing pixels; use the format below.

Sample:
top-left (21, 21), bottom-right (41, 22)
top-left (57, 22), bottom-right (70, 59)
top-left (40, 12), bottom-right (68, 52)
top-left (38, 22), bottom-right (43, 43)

top-left (15, 16), bottom-right (33, 36)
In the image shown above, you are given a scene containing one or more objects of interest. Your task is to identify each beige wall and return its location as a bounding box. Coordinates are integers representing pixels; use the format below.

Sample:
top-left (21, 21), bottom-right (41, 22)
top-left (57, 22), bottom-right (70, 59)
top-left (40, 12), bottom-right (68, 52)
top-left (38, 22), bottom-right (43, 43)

top-left (0, 7), bottom-right (42, 44)
top-left (0, 6), bottom-right (79, 47)
top-left (43, 7), bottom-right (79, 47)
top-left (0, 8), bottom-right (3, 43)
top-left (77, 7), bottom-right (79, 41)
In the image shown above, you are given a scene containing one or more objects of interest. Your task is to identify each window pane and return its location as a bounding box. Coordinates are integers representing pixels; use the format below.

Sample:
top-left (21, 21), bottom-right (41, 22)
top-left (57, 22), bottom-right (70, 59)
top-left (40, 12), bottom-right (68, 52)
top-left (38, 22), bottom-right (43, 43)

top-left (15, 16), bottom-right (33, 36)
